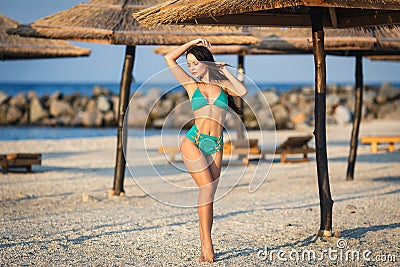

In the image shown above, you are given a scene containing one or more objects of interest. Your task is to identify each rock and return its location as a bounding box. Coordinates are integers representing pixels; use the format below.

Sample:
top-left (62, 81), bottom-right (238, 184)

top-left (287, 92), bottom-right (299, 104)
top-left (40, 118), bottom-right (58, 126)
top-left (30, 97), bottom-right (48, 123)
top-left (301, 85), bottom-right (314, 95)
top-left (97, 95), bottom-right (112, 112)
top-left (258, 90), bottom-right (280, 106)
top-left (254, 109), bottom-right (275, 130)
top-left (243, 94), bottom-right (262, 113)
top-left (174, 97), bottom-right (192, 115)
top-left (111, 95), bottom-right (119, 117)
top-left (340, 83), bottom-right (354, 93)
top-left (9, 92), bottom-right (27, 109)
top-left (7, 106), bottom-right (22, 124)
top-left (363, 90), bottom-right (377, 105)
top-left (166, 90), bottom-right (187, 103)
top-left (85, 99), bottom-right (97, 111)
top-left (70, 112), bottom-right (83, 126)
top-left (334, 105), bottom-right (352, 125)
top-left (63, 93), bottom-right (78, 104)
top-left (152, 118), bottom-right (168, 128)
top-left (18, 111), bottom-right (29, 125)
top-left (73, 95), bottom-right (89, 110)
top-left (136, 95), bottom-right (160, 112)
top-left (171, 114), bottom-right (193, 128)
top-left (81, 110), bottom-right (103, 127)
top-left (27, 90), bottom-right (37, 100)
top-left (0, 105), bottom-right (8, 125)
top-left (56, 116), bottom-right (72, 126)
top-left (271, 104), bottom-right (290, 130)
top-left (327, 83), bottom-right (339, 94)
top-left (377, 99), bottom-right (400, 119)
top-left (93, 85), bottom-right (110, 97)
top-left (49, 91), bottom-right (62, 101)
top-left (376, 83), bottom-right (400, 104)
top-left (0, 91), bottom-right (9, 106)
top-left (146, 87), bottom-right (162, 100)
top-left (49, 100), bottom-right (74, 117)
top-left (326, 94), bottom-right (341, 112)
top-left (126, 108), bottom-right (148, 127)
top-left (150, 99), bottom-right (174, 119)
top-left (224, 112), bottom-right (242, 129)
top-left (103, 110), bottom-right (116, 126)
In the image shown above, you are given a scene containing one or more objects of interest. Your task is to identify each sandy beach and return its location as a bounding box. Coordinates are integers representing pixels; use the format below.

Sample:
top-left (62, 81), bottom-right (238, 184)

top-left (1, 119), bottom-right (399, 266)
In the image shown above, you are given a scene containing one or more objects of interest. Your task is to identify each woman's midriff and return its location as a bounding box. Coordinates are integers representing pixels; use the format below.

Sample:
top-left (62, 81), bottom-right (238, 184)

top-left (194, 118), bottom-right (223, 138)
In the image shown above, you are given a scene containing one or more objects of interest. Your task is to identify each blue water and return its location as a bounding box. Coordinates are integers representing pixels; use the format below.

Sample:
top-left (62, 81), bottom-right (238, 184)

top-left (0, 81), bottom-right (398, 140)
top-left (0, 126), bottom-right (178, 141)
top-left (0, 81), bottom-right (318, 97)
top-left (1, 81), bottom-right (398, 97)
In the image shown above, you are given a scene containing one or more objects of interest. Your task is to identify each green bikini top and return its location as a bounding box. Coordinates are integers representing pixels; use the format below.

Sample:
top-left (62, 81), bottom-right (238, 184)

top-left (190, 87), bottom-right (228, 111)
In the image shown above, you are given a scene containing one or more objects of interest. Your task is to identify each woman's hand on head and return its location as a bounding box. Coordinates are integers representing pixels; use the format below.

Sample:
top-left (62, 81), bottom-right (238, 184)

top-left (215, 62), bottom-right (229, 73)
top-left (192, 38), bottom-right (211, 48)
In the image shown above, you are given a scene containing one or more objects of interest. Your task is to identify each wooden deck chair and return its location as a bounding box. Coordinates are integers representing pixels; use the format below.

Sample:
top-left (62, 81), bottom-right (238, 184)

top-left (0, 153), bottom-right (42, 173)
top-left (223, 139), bottom-right (261, 164)
top-left (262, 135), bottom-right (315, 163)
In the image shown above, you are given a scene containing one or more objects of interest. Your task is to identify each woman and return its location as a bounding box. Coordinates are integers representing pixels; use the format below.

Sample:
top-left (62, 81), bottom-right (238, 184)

top-left (164, 38), bottom-right (248, 262)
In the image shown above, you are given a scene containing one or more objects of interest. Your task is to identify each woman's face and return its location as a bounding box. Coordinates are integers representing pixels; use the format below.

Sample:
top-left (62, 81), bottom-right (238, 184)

top-left (186, 53), bottom-right (208, 79)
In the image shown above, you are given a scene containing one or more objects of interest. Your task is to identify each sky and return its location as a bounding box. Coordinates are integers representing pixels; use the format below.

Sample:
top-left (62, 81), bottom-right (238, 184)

top-left (0, 0), bottom-right (399, 84)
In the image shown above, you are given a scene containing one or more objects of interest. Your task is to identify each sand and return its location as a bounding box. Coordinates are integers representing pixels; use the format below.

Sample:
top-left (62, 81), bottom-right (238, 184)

top-left (1, 119), bottom-right (399, 266)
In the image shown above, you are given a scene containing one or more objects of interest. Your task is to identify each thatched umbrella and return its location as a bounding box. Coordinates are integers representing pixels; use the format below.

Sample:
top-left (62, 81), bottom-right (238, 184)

top-left (9, 0), bottom-right (259, 197)
top-left (134, 0), bottom-right (400, 237)
top-left (154, 27), bottom-right (400, 180)
top-left (367, 55), bottom-right (400, 61)
top-left (253, 27), bottom-right (400, 181)
top-left (0, 13), bottom-right (90, 60)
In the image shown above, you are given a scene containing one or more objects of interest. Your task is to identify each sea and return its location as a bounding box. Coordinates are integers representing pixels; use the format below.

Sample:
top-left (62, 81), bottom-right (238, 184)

top-left (0, 81), bottom-right (397, 141)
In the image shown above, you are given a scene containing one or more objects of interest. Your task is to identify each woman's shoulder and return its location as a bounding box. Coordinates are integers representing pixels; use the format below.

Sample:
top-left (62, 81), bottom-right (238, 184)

top-left (182, 81), bottom-right (198, 98)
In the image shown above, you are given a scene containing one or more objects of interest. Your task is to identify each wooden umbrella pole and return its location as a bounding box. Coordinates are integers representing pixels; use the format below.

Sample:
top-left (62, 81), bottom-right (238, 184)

top-left (346, 55), bottom-right (363, 181)
top-left (236, 55), bottom-right (245, 139)
top-left (310, 8), bottom-right (334, 237)
top-left (112, 45), bottom-right (136, 196)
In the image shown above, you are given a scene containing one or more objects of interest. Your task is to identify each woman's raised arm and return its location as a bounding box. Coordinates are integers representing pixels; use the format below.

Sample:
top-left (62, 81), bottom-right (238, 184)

top-left (164, 38), bottom-right (211, 91)
top-left (217, 63), bottom-right (248, 97)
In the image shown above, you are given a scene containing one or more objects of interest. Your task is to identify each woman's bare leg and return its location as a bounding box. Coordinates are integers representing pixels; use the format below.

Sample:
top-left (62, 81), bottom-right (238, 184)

top-left (180, 137), bottom-right (218, 262)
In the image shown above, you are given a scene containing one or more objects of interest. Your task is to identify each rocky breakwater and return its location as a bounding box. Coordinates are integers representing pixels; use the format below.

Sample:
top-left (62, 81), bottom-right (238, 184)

top-left (240, 82), bottom-right (400, 130)
top-left (0, 86), bottom-right (118, 127)
top-left (0, 83), bottom-right (399, 129)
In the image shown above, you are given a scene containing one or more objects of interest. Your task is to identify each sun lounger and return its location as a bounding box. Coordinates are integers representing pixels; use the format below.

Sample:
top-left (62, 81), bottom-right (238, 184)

top-left (157, 146), bottom-right (181, 162)
top-left (0, 153), bottom-right (42, 173)
top-left (360, 135), bottom-right (400, 153)
top-left (261, 135), bottom-right (315, 163)
top-left (158, 135), bottom-right (315, 165)
top-left (223, 139), bottom-right (261, 164)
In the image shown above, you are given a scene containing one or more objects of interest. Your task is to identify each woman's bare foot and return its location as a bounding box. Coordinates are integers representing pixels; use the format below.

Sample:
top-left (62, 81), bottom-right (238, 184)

top-left (199, 242), bottom-right (214, 262)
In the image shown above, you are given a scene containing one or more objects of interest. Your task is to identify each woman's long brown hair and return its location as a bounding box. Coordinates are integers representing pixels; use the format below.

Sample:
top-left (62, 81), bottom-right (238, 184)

top-left (186, 46), bottom-right (242, 115)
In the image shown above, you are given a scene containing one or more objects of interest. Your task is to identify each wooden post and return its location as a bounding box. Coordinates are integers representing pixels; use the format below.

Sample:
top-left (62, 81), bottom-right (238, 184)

top-left (111, 45), bottom-right (136, 196)
top-left (236, 55), bottom-right (245, 139)
top-left (310, 8), bottom-right (334, 237)
top-left (346, 55), bottom-right (363, 181)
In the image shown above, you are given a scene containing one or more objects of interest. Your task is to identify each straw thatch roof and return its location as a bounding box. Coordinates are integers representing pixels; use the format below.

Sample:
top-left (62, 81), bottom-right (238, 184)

top-left (134, 0), bottom-right (400, 28)
top-left (155, 27), bottom-right (400, 56)
top-left (0, 13), bottom-right (90, 60)
top-left (153, 45), bottom-right (280, 55)
top-left (252, 27), bottom-right (400, 56)
top-left (9, 0), bottom-right (259, 45)
top-left (366, 55), bottom-right (400, 61)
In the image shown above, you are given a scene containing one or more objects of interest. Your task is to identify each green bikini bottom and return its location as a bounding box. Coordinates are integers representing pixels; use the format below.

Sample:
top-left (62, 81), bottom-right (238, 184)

top-left (185, 125), bottom-right (223, 155)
